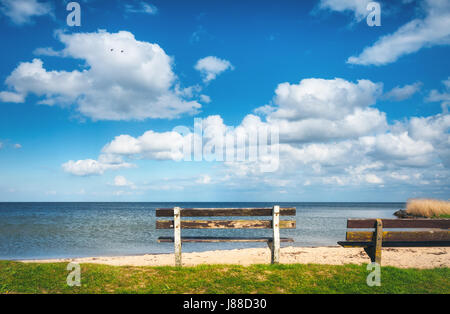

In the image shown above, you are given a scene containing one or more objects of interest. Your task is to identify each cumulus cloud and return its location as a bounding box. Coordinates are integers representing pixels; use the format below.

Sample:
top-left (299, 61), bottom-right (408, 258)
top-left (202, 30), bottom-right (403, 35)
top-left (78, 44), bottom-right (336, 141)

top-left (384, 82), bottom-right (422, 101)
top-left (408, 113), bottom-right (450, 167)
top-left (102, 130), bottom-right (188, 160)
top-left (347, 0), bottom-right (450, 65)
top-left (319, 0), bottom-right (374, 21)
top-left (269, 78), bottom-right (382, 120)
top-left (260, 78), bottom-right (386, 143)
top-left (62, 76), bottom-right (450, 192)
top-left (0, 0), bottom-right (52, 25)
top-left (426, 77), bottom-right (450, 112)
top-left (364, 132), bottom-right (435, 166)
top-left (0, 30), bottom-right (202, 120)
top-left (112, 175), bottom-right (135, 188)
top-left (0, 91), bottom-right (25, 103)
top-left (62, 155), bottom-right (134, 176)
top-left (195, 56), bottom-right (234, 82)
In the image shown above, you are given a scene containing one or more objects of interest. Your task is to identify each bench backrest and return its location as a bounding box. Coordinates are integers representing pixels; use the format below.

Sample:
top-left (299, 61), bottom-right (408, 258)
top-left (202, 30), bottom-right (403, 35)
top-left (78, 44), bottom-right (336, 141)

top-left (345, 218), bottom-right (450, 244)
top-left (156, 207), bottom-right (296, 230)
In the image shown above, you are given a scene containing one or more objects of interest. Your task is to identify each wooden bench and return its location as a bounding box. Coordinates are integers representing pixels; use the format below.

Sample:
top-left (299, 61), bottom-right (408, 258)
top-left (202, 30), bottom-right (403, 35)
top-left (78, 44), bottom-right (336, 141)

top-left (338, 218), bottom-right (450, 264)
top-left (156, 206), bottom-right (296, 266)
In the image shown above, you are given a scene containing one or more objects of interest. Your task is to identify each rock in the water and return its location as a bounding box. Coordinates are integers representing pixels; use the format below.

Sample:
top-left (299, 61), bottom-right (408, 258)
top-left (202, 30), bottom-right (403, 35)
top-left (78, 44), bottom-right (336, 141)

top-left (393, 209), bottom-right (415, 218)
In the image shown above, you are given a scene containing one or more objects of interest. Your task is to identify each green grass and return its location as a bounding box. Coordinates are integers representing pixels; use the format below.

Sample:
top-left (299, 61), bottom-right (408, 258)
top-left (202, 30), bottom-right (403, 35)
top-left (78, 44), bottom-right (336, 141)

top-left (0, 261), bottom-right (448, 294)
top-left (432, 214), bottom-right (450, 219)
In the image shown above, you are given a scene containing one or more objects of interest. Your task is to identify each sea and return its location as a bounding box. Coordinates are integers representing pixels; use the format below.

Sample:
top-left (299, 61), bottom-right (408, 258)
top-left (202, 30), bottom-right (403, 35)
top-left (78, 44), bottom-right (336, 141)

top-left (0, 202), bottom-right (403, 260)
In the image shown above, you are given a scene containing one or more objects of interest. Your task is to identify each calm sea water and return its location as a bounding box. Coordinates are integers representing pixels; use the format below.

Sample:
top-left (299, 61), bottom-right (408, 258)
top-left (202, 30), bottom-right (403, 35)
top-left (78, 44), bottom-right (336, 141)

top-left (0, 202), bottom-right (403, 260)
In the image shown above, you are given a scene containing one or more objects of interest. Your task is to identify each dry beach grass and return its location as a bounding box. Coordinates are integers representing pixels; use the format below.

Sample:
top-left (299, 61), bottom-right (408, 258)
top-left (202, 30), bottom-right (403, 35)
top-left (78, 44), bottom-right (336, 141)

top-left (406, 198), bottom-right (450, 217)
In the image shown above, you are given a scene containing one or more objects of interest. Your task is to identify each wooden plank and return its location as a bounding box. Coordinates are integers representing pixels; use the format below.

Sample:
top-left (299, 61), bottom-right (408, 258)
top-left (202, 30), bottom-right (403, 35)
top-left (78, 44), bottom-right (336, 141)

top-left (156, 219), bottom-right (296, 229)
top-left (346, 230), bottom-right (450, 242)
top-left (338, 240), bottom-right (450, 248)
top-left (174, 207), bottom-right (181, 267)
top-left (347, 218), bottom-right (450, 229)
top-left (158, 237), bottom-right (295, 243)
top-left (272, 205), bottom-right (280, 264)
top-left (156, 207), bottom-right (296, 217)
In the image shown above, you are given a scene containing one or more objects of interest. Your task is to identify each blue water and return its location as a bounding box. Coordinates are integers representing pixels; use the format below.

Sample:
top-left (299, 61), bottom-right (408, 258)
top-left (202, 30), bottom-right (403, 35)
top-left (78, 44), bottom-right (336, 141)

top-left (0, 202), bottom-right (403, 260)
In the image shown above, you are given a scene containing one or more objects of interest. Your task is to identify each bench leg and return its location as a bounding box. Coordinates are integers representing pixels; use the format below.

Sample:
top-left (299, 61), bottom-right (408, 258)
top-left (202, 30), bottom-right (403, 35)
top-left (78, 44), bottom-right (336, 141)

top-left (364, 219), bottom-right (383, 265)
top-left (271, 205), bottom-right (280, 264)
top-left (174, 207), bottom-right (182, 267)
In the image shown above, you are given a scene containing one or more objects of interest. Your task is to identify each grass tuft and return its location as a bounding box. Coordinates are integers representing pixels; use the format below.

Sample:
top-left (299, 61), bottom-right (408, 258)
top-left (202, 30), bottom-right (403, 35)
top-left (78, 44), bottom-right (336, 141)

top-left (406, 198), bottom-right (450, 218)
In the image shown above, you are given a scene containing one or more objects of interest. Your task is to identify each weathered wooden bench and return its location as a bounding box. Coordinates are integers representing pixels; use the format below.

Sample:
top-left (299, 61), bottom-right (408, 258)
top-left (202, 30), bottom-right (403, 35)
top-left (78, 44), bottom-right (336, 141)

top-left (338, 218), bottom-right (450, 264)
top-left (156, 206), bottom-right (296, 266)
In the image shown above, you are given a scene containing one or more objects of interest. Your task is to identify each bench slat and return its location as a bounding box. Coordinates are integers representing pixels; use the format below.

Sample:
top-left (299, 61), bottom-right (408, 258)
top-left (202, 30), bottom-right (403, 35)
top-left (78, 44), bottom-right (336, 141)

top-left (156, 219), bottom-right (296, 229)
top-left (346, 230), bottom-right (450, 242)
top-left (158, 237), bottom-right (295, 243)
top-left (347, 218), bottom-right (450, 229)
top-left (156, 207), bottom-right (296, 217)
top-left (338, 240), bottom-right (450, 248)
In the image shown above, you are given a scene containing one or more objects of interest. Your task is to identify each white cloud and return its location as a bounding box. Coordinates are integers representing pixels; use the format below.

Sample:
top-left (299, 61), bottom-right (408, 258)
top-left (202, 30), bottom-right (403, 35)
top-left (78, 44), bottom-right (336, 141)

top-left (364, 173), bottom-right (384, 184)
top-left (261, 78), bottom-right (386, 143)
top-left (14, 143), bottom-right (21, 149)
top-left (102, 130), bottom-right (188, 160)
top-left (0, 91), bottom-right (25, 103)
top-left (347, 0), bottom-right (450, 65)
top-left (0, 142), bottom-right (2, 149)
top-left (269, 78), bottom-right (382, 120)
top-left (408, 113), bottom-right (450, 167)
top-left (196, 175), bottom-right (211, 184)
top-left (384, 82), bottom-right (422, 101)
top-left (364, 132), bottom-right (435, 166)
top-left (113, 175), bottom-right (135, 188)
top-left (125, 2), bottom-right (158, 15)
top-left (61, 75), bottom-right (450, 192)
top-left (1, 30), bottom-right (202, 120)
top-left (200, 94), bottom-right (211, 103)
top-left (0, 0), bottom-right (52, 25)
top-left (319, 0), bottom-right (374, 21)
top-left (195, 56), bottom-right (234, 82)
top-left (62, 155), bottom-right (134, 176)
top-left (427, 77), bottom-right (450, 112)
top-left (33, 46), bottom-right (62, 57)
top-left (390, 172), bottom-right (410, 181)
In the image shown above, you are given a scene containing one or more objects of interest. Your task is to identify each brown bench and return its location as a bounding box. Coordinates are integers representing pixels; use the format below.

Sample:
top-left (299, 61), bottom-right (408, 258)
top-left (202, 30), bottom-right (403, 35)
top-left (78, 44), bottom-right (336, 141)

top-left (338, 218), bottom-right (450, 264)
top-left (156, 206), bottom-right (296, 266)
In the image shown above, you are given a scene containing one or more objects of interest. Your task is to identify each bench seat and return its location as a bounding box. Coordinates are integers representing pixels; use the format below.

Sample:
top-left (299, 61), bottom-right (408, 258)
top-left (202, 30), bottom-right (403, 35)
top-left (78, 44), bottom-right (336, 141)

top-left (338, 240), bottom-right (450, 248)
top-left (158, 236), bottom-right (294, 243)
top-left (156, 206), bottom-right (296, 266)
top-left (338, 218), bottom-right (450, 264)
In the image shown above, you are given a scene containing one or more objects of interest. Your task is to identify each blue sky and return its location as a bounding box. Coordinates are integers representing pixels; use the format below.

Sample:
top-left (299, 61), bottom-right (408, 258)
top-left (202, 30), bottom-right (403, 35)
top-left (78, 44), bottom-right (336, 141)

top-left (0, 0), bottom-right (449, 201)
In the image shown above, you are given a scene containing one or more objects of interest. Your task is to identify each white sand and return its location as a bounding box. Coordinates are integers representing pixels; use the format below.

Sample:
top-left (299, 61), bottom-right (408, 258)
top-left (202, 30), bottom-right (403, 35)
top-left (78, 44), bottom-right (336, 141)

top-left (21, 246), bottom-right (450, 269)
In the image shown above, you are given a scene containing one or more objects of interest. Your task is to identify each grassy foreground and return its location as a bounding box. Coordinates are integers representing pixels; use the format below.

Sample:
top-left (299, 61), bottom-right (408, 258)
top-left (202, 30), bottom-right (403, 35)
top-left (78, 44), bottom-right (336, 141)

top-left (1, 261), bottom-right (449, 294)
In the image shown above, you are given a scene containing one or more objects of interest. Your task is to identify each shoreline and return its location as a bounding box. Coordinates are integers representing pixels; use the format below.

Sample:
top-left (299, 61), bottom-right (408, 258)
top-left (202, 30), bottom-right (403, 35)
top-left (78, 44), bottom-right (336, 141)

top-left (18, 246), bottom-right (450, 269)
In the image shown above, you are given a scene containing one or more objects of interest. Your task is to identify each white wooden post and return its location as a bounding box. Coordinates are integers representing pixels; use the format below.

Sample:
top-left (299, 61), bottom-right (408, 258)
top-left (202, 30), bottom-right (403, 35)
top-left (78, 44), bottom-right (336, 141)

top-left (174, 206), bottom-right (182, 267)
top-left (271, 205), bottom-right (280, 264)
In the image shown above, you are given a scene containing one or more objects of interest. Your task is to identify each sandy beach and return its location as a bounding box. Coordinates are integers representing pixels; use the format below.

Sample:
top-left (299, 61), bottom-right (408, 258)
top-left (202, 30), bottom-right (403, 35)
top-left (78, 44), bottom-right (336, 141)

top-left (21, 246), bottom-right (450, 269)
